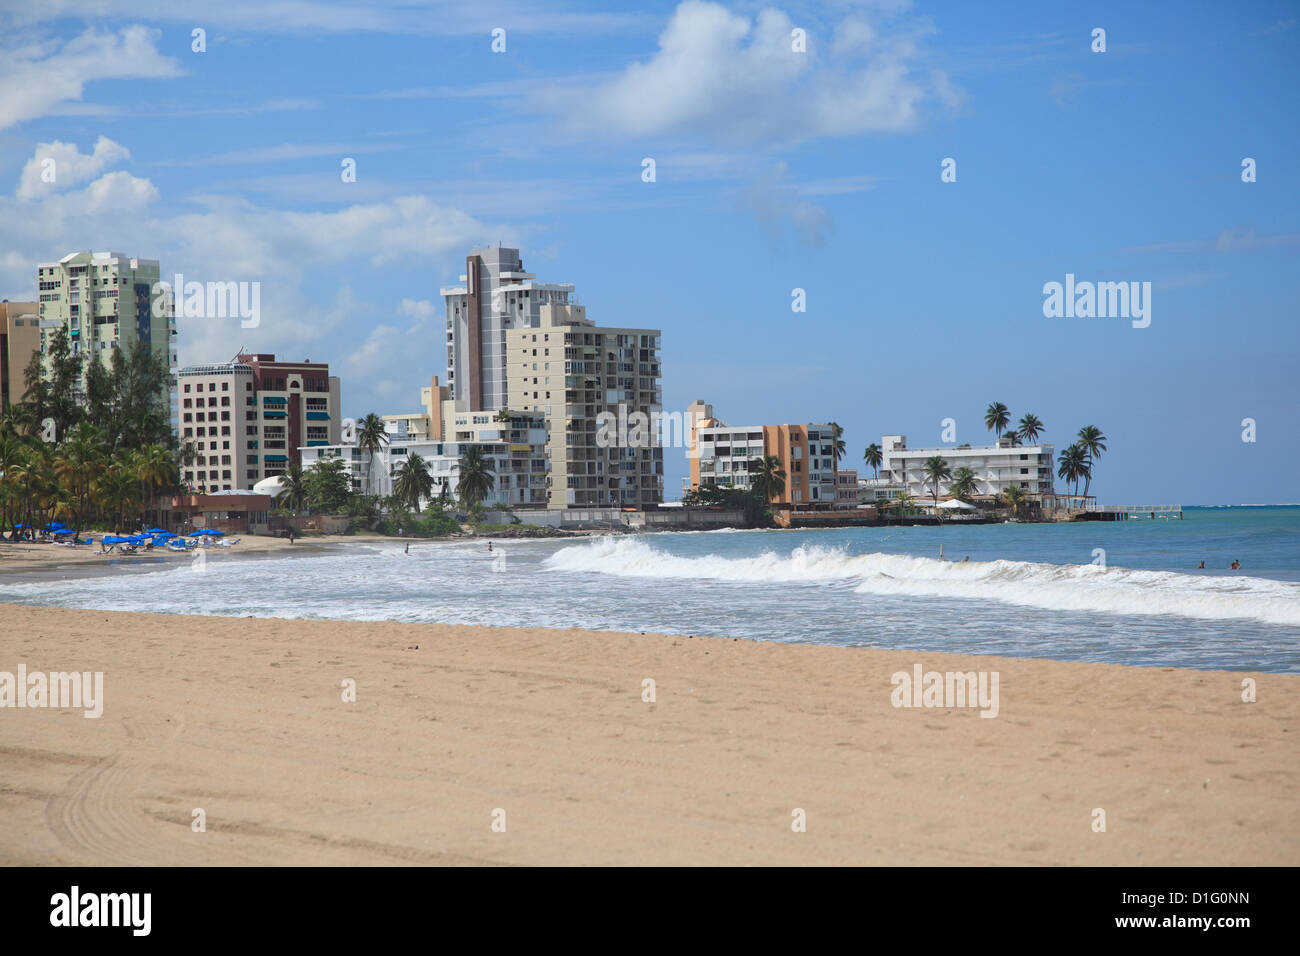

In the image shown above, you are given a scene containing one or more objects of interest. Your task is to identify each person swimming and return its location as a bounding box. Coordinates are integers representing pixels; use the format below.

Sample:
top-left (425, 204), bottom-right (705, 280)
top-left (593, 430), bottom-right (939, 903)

top-left (1231, 559), bottom-right (1240, 570)
top-left (1196, 560), bottom-right (1204, 569)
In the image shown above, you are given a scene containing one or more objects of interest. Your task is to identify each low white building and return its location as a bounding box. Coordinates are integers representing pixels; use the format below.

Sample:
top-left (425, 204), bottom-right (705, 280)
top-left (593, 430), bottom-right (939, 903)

top-left (300, 410), bottom-right (549, 510)
top-left (878, 434), bottom-right (1055, 500)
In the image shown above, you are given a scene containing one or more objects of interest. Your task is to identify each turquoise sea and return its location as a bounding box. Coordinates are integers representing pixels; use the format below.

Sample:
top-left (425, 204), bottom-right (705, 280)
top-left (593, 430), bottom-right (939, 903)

top-left (2, 505), bottom-right (1298, 673)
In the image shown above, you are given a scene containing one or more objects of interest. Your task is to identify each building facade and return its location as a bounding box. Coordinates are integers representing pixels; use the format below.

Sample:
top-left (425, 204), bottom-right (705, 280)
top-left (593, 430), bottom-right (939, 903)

top-left (878, 434), bottom-right (1056, 500)
top-left (505, 303), bottom-right (663, 509)
top-left (440, 246), bottom-right (575, 411)
top-left (301, 411), bottom-right (549, 510)
top-left (686, 408), bottom-right (841, 511)
top-left (0, 300), bottom-right (39, 411)
top-left (176, 354), bottom-right (341, 493)
top-left (36, 252), bottom-right (177, 428)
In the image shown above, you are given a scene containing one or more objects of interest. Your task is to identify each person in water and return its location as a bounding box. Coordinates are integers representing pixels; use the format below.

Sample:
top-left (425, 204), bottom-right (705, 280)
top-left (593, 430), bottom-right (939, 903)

top-left (1196, 560), bottom-right (1205, 569)
top-left (488, 541), bottom-right (493, 552)
top-left (1231, 560), bottom-right (1240, 570)
top-left (404, 542), bottom-right (409, 554)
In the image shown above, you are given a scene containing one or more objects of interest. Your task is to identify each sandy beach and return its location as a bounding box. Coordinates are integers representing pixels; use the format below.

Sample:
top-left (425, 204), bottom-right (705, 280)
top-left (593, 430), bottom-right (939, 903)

top-left (1, 602), bottom-right (1295, 866)
top-left (0, 535), bottom-right (319, 576)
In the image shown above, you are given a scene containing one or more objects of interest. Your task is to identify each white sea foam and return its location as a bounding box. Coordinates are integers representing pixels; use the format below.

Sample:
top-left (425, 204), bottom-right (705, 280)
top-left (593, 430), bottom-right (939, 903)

top-left (543, 537), bottom-right (1300, 626)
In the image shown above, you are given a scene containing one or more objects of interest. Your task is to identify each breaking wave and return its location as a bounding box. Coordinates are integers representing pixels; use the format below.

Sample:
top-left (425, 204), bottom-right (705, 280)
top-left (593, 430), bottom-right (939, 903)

top-left (543, 537), bottom-right (1300, 626)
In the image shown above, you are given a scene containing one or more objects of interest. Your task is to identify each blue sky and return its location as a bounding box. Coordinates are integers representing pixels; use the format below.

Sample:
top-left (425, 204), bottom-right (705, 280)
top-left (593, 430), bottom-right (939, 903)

top-left (1, 0), bottom-right (1297, 504)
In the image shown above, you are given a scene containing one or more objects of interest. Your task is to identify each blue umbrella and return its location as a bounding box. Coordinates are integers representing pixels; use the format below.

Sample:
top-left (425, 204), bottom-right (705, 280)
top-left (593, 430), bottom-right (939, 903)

top-left (146, 527), bottom-right (168, 534)
top-left (52, 529), bottom-right (75, 536)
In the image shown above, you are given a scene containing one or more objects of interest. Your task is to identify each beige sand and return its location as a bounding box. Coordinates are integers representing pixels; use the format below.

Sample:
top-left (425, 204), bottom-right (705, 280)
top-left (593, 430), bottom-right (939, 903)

top-left (1, 603), bottom-right (1295, 866)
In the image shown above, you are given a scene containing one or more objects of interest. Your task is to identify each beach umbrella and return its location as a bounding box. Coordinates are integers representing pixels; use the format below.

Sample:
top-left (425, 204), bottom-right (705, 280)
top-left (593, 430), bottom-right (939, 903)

top-left (146, 527), bottom-right (168, 534)
top-left (52, 529), bottom-right (75, 536)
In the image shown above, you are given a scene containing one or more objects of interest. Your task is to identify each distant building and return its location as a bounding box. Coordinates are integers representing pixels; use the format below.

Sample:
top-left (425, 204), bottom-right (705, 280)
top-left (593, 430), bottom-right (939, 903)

top-left (505, 302), bottom-right (663, 509)
top-left (381, 375), bottom-right (449, 443)
top-left (686, 408), bottom-right (842, 510)
top-left (170, 490), bottom-right (272, 534)
top-left (836, 469), bottom-right (859, 508)
top-left (440, 246), bottom-right (575, 411)
top-left (301, 385), bottom-right (548, 509)
top-left (0, 300), bottom-right (39, 411)
top-left (877, 434), bottom-right (1055, 500)
top-left (36, 252), bottom-right (177, 429)
top-left (176, 353), bottom-right (341, 493)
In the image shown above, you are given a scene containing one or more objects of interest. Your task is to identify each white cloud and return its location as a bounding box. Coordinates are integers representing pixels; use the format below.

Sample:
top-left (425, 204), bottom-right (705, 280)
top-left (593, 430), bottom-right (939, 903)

top-left (536, 0), bottom-right (956, 146)
top-left (738, 162), bottom-right (832, 246)
top-left (17, 136), bottom-right (130, 199)
top-left (0, 26), bottom-right (180, 130)
top-left (0, 140), bottom-right (495, 373)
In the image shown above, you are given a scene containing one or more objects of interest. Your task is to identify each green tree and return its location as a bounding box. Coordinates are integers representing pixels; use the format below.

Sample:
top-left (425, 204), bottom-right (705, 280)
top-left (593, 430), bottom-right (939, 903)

top-left (922, 454), bottom-right (953, 514)
top-left (455, 445), bottom-right (495, 510)
top-left (828, 422), bottom-right (846, 469)
top-left (1076, 425), bottom-right (1107, 498)
top-left (356, 413), bottom-right (389, 496)
top-left (749, 455), bottom-right (787, 503)
top-left (983, 402), bottom-right (1011, 440)
top-left (1016, 413), bottom-right (1044, 444)
top-left (83, 339), bottom-right (173, 453)
top-left (862, 442), bottom-right (882, 478)
top-left (948, 466), bottom-right (979, 501)
top-left (20, 327), bottom-right (82, 441)
top-left (1057, 444), bottom-right (1088, 497)
top-left (279, 462), bottom-right (309, 512)
top-left (1002, 484), bottom-right (1026, 517)
top-left (304, 456), bottom-right (352, 513)
top-left (392, 451), bottom-right (434, 513)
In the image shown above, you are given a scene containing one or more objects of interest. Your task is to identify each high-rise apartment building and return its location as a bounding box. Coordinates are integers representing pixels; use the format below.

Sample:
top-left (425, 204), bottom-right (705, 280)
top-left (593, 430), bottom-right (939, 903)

top-left (506, 303), bottom-right (663, 509)
top-left (176, 353), bottom-right (341, 493)
top-left (440, 246), bottom-right (575, 411)
top-left (0, 300), bottom-right (39, 411)
top-left (36, 251), bottom-right (177, 429)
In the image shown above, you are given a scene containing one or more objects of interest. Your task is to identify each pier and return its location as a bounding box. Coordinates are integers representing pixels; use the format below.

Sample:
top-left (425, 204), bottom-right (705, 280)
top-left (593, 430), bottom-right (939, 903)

top-left (1081, 504), bottom-right (1183, 521)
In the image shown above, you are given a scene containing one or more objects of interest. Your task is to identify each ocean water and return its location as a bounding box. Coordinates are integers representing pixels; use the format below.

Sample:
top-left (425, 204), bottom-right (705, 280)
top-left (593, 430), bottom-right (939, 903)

top-left (2, 506), bottom-right (1298, 673)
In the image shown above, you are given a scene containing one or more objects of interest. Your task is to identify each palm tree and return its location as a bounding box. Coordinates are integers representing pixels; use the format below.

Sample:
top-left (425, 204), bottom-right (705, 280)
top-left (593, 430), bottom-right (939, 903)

top-left (279, 462), bottom-right (309, 512)
top-left (749, 455), bottom-right (787, 504)
top-left (1057, 444), bottom-right (1088, 497)
top-left (1076, 425), bottom-right (1107, 498)
top-left (1002, 484), bottom-right (1026, 517)
top-left (132, 443), bottom-right (175, 527)
top-left (356, 412), bottom-right (389, 496)
top-left (53, 423), bottom-right (106, 531)
top-left (984, 402), bottom-right (1011, 440)
top-left (392, 452), bottom-right (434, 513)
top-left (922, 455), bottom-right (952, 514)
top-left (456, 445), bottom-right (496, 510)
top-left (828, 423), bottom-right (846, 470)
top-left (862, 442), bottom-right (882, 478)
top-left (1017, 413), bottom-right (1044, 445)
top-left (92, 463), bottom-right (138, 532)
top-left (948, 466), bottom-right (979, 502)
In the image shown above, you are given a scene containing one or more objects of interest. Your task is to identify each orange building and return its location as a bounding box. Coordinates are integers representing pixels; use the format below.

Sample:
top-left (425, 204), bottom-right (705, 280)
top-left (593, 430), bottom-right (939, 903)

top-left (761, 424), bottom-right (840, 512)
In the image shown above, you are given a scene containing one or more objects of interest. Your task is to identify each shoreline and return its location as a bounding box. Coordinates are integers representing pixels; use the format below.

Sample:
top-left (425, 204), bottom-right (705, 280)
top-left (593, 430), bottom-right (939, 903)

top-left (1, 604), bottom-right (1295, 865)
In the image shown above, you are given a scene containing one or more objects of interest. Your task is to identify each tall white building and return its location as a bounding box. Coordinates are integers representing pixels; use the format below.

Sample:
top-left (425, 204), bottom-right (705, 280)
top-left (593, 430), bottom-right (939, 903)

top-left (36, 251), bottom-right (177, 429)
top-left (877, 435), bottom-right (1055, 499)
top-left (440, 246), bottom-right (575, 412)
